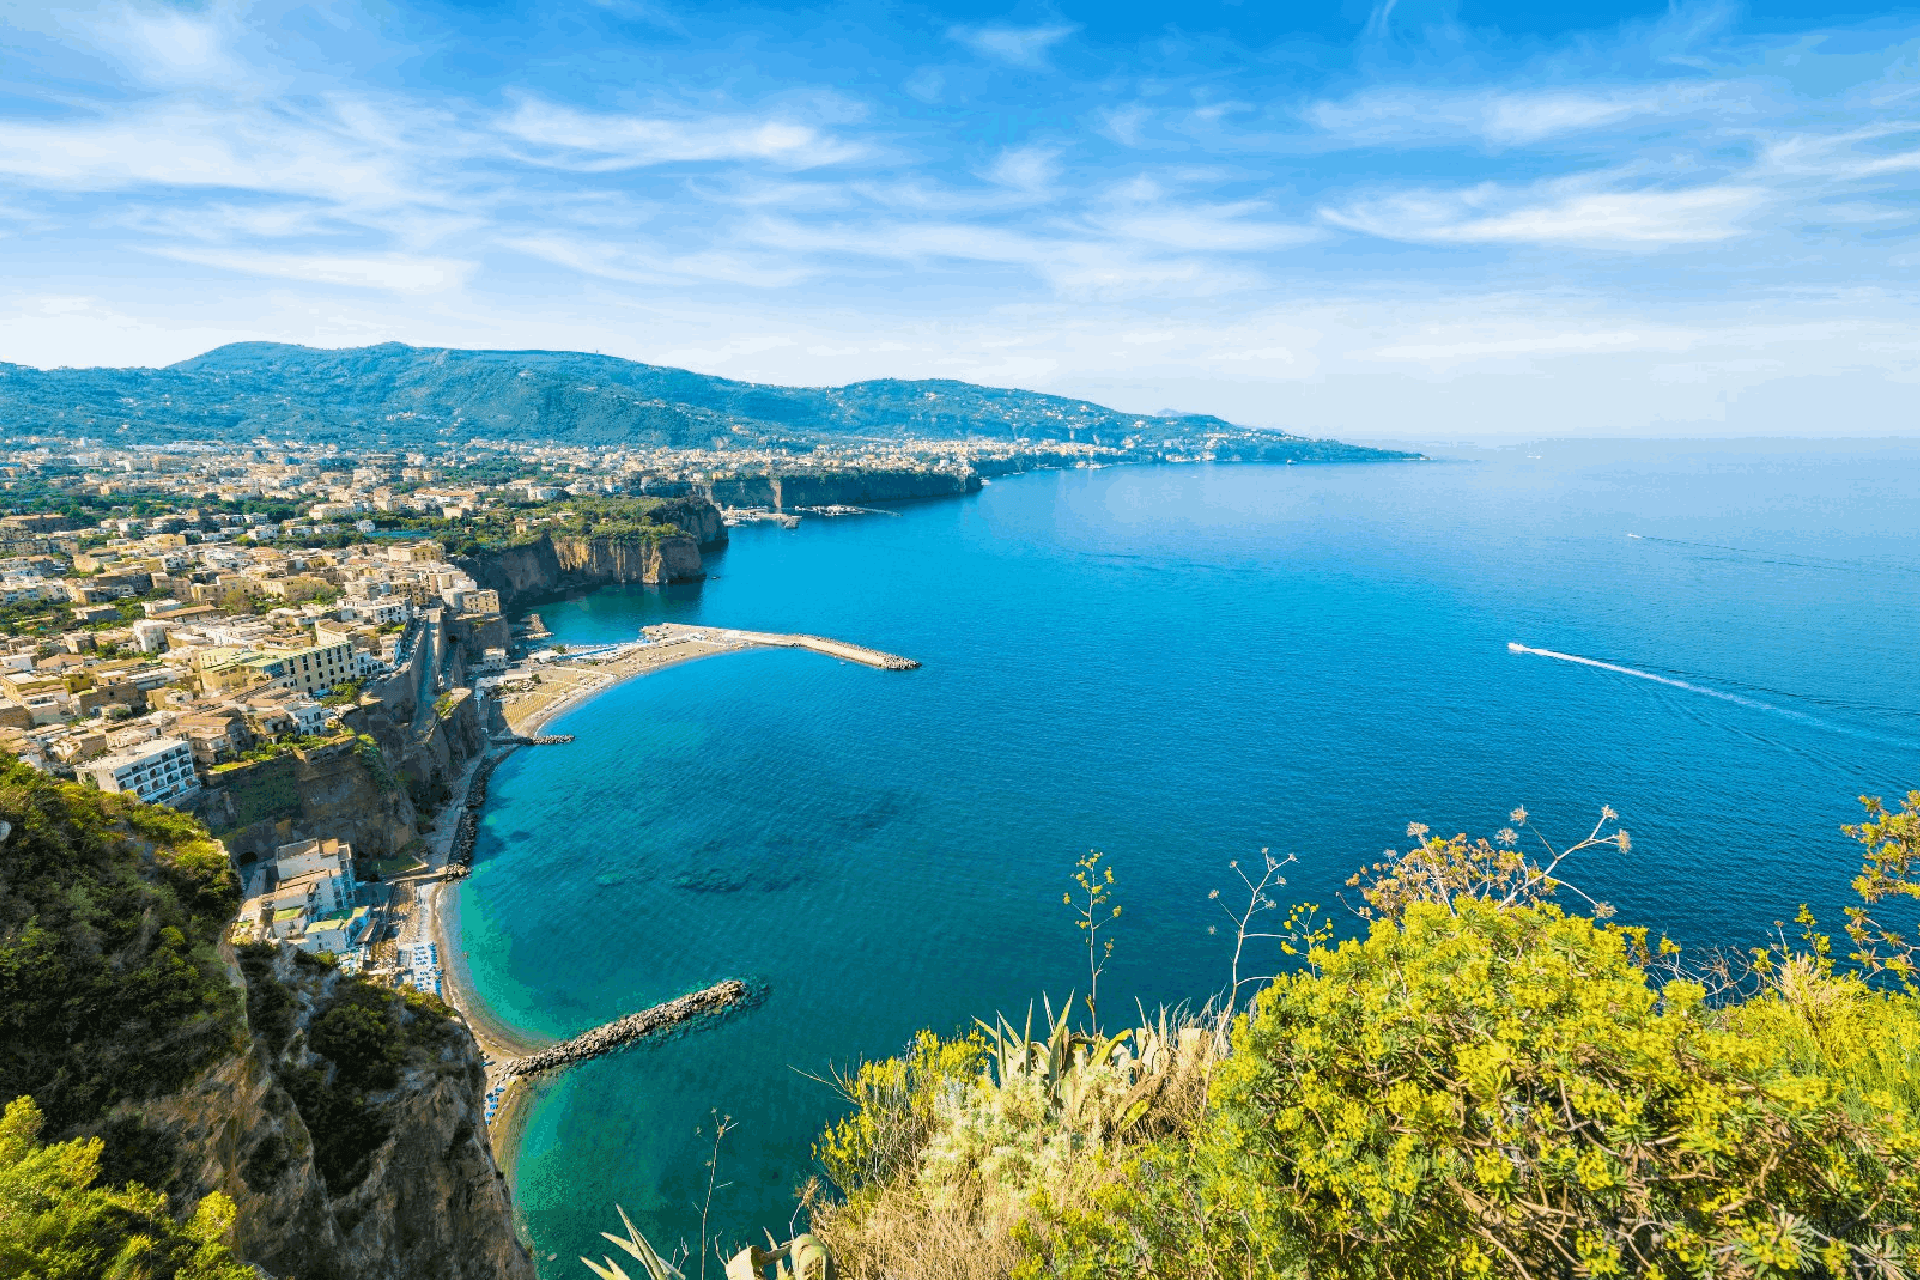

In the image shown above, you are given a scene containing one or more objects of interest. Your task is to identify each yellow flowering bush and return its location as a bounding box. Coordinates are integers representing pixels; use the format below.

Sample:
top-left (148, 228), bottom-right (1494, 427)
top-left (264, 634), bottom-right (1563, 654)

top-left (1189, 899), bottom-right (1920, 1279)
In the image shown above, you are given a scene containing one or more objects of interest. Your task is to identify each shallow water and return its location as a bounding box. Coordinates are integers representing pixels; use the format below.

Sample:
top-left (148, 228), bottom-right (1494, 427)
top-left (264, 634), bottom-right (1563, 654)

top-left (457, 442), bottom-right (1920, 1272)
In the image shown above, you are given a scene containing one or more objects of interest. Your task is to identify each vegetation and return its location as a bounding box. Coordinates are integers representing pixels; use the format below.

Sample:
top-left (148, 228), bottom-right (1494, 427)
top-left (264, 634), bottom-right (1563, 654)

top-left (236, 943), bottom-right (460, 1195)
top-left (803, 798), bottom-right (1920, 1280)
top-left (0, 341), bottom-right (1411, 456)
top-left (0, 759), bottom-right (242, 1136)
top-left (0, 1096), bottom-right (252, 1280)
top-left (378, 494), bottom-right (691, 557)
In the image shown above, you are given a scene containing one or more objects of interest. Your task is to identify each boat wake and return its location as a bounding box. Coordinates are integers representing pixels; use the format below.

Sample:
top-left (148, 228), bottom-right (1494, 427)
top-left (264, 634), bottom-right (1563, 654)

top-left (1505, 642), bottom-right (1919, 749)
top-left (1623, 532), bottom-right (1920, 577)
top-left (1506, 643), bottom-right (1776, 711)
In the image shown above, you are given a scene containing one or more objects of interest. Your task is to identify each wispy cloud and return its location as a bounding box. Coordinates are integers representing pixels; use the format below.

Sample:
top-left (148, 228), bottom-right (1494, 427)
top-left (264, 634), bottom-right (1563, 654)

top-left (1324, 183), bottom-right (1765, 246)
top-left (1301, 84), bottom-right (1746, 147)
top-left (499, 97), bottom-right (866, 170)
top-left (152, 246), bottom-right (475, 292)
top-left (947, 23), bottom-right (1077, 70)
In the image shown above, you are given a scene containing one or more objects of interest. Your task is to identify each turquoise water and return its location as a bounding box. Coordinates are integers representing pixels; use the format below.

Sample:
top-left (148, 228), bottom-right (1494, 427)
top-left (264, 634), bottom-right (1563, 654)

top-left (459, 443), bottom-right (1920, 1272)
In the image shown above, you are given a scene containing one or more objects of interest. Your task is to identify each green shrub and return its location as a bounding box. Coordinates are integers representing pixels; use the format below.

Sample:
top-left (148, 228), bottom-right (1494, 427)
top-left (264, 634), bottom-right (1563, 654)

top-left (1182, 899), bottom-right (1920, 1279)
top-left (0, 1095), bottom-right (252, 1280)
top-left (0, 760), bottom-right (243, 1136)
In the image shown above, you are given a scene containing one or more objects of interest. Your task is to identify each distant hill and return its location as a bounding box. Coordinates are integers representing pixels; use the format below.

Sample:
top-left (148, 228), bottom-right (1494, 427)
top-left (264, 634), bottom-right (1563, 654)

top-left (0, 342), bottom-right (1359, 452)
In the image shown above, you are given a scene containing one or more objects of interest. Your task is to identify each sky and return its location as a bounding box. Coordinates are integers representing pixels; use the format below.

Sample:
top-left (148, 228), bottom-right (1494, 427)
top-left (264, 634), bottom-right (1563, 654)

top-left (2, 0), bottom-right (1919, 438)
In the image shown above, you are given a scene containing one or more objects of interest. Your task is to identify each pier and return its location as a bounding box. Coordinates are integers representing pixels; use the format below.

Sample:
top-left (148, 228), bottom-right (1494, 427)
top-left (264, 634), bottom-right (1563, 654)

top-left (496, 979), bottom-right (749, 1079)
top-left (708, 628), bottom-right (921, 670)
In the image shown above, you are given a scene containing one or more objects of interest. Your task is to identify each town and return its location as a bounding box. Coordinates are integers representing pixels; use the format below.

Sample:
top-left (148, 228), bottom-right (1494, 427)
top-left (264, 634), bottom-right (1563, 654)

top-left (0, 431), bottom-right (1173, 1004)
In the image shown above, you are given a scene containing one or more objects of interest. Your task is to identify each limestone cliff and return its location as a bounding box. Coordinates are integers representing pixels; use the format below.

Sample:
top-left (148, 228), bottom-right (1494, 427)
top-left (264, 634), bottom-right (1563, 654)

top-left (145, 946), bottom-right (537, 1280)
top-left (551, 530), bottom-right (703, 585)
top-left (194, 735), bottom-right (419, 864)
top-left (705, 469), bottom-right (981, 509)
top-left (457, 522), bottom-right (712, 610)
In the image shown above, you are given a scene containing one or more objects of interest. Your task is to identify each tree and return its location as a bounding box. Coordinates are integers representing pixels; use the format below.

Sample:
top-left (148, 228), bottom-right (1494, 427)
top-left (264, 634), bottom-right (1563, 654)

top-left (0, 1095), bottom-right (253, 1280)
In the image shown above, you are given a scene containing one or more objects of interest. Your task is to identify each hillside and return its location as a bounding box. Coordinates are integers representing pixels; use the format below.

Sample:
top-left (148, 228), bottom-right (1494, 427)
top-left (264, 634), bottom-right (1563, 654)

top-left (0, 341), bottom-right (1343, 450)
top-left (0, 757), bottom-right (532, 1280)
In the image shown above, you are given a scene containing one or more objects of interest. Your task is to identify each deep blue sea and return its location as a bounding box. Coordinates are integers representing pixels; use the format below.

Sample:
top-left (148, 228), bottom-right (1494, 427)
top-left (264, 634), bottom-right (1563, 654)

top-left (457, 441), bottom-right (1920, 1274)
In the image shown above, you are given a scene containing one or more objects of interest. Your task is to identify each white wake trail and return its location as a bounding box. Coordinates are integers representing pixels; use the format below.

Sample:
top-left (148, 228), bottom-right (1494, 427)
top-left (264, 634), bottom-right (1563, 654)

top-left (1507, 643), bottom-right (1781, 713)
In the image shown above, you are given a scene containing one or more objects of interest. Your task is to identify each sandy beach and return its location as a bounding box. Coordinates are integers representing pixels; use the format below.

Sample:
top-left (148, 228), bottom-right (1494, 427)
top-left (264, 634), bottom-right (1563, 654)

top-left (416, 623), bottom-right (917, 1183)
top-left (497, 633), bottom-right (738, 736)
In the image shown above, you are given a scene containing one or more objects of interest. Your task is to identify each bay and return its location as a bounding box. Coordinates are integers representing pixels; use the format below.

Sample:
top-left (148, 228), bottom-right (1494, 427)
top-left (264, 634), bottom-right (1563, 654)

top-left (458, 441), bottom-right (1920, 1273)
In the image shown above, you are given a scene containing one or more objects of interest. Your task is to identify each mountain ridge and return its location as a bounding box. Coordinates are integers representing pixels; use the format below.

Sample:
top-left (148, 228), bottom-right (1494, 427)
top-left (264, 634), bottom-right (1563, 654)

top-left (0, 341), bottom-right (1333, 450)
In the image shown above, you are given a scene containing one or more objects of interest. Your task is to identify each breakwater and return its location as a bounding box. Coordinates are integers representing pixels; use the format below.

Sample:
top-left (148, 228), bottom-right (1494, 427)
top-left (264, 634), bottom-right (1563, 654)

top-left (497, 980), bottom-right (748, 1079)
top-left (715, 629), bottom-right (921, 670)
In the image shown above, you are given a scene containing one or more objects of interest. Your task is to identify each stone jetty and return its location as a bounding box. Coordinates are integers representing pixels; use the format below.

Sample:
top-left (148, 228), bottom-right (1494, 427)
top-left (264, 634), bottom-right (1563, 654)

top-left (497, 979), bottom-right (749, 1078)
top-left (716, 629), bottom-right (920, 670)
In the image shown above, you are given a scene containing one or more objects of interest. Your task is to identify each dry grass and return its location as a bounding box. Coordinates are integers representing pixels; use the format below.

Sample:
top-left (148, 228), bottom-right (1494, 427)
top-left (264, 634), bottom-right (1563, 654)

top-left (811, 1000), bottom-right (1225, 1280)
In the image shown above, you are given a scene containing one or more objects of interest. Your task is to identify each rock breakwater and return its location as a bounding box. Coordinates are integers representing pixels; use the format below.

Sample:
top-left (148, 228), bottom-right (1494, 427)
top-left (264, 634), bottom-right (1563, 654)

top-left (498, 980), bottom-right (749, 1079)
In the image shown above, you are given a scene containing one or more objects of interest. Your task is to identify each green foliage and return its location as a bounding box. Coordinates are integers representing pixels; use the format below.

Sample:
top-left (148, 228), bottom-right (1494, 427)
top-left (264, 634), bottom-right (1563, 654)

top-left (818, 1029), bottom-right (988, 1197)
top-left (0, 758), bottom-right (242, 1137)
top-left (234, 952), bottom-right (458, 1196)
top-left (1064, 852), bottom-right (1120, 1029)
top-left (0, 1095), bottom-right (253, 1280)
top-left (818, 798), bottom-right (1920, 1280)
top-left (1182, 899), bottom-right (1920, 1279)
top-left (319, 679), bottom-right (364, 707)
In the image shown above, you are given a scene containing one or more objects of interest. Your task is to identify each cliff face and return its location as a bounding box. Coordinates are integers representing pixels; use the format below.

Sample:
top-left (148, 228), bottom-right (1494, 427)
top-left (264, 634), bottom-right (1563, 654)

top-left (195, 737), bottom-right (419, 864)
top-left (551, 531), bottom-right (703, 585)
top-left (460, 539), bottom-right (564, 604)
top-left (150, 947), bottom-right (535, 1280)
top-left (704, 470), bottom-right (980, 509)
top-left (453, 497), bottom-right (724, 611)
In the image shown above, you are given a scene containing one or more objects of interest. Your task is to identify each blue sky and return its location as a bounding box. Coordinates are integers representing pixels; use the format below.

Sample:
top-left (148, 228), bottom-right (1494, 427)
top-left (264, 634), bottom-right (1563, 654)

top-left (2, 0), bottom-right (1918, 437)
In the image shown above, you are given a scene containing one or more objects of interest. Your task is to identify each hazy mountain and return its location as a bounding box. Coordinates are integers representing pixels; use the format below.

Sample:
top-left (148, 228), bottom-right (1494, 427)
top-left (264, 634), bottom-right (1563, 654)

top-left (0, 342), bottom-right (1316, 450)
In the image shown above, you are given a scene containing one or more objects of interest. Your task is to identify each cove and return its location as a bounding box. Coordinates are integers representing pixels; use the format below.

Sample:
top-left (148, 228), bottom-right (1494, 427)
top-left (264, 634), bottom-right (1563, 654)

top-left (457, 444), bottom-right (1920, 1273)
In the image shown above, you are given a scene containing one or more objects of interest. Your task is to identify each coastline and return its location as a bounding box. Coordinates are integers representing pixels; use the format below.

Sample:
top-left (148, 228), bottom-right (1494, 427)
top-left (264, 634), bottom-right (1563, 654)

top-left (498, 633), bottom-right (738, 737)
top-left (420, 623), bottom-right (919, 1203)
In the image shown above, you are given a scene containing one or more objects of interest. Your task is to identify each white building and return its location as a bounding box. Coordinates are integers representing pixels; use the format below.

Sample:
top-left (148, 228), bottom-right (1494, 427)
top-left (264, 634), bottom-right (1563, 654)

top-left (85, 737), bottom-right (199, 805)
top-left (274, 836), bottom-right (358, 913)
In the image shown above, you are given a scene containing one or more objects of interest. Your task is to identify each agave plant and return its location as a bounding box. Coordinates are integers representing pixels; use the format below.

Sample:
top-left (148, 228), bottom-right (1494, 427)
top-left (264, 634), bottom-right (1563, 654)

top-left (581, 1206), bottom-right (683, 1280)
top-left (973, 994), bottom-right (1219, 1140)
top-left (582, 1208), bottom-right (831, 1280)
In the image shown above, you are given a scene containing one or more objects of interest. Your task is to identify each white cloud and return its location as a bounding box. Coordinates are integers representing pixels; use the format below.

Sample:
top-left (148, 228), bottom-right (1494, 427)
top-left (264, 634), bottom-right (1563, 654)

top-left (1302, 84), bottom-right (1737, 147)
top-left (1324, 184), bottom-right (1763, 246)
top-left (947, 23), bottom-right (1077, 70)
top-left (499, 97), bottom-right (865, 170)
top-left (1092, 201), bottom-right (1320, 252)
top-left (981, 146), bottom-right (1059, 194)
top-left (151, 247), bottom-right (474, 292)
top-left (1371, 329), bottom-right (1680, 361)
top-left (502, 234), bottom-right (817, 288)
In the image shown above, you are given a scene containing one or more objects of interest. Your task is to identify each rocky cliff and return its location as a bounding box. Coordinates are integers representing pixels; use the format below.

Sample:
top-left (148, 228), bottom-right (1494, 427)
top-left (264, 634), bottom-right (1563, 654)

top-left (452, 496), bottom-right (725, 611)
top-left (194, 735), bottom-right (419, 864)
top-left (551, 531), bottom-right (703, 585)
top-left (706, 469), bottom-right (981, 509)
top-left (0, 760), bottom-right (533, 1280)
top-left (155, 945), bottom-right (537, 1280)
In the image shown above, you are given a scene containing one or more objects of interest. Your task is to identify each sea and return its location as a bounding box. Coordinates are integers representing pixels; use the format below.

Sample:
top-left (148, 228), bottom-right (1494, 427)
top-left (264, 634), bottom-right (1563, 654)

top-left (454, 440), bottom-right (1920, 1274)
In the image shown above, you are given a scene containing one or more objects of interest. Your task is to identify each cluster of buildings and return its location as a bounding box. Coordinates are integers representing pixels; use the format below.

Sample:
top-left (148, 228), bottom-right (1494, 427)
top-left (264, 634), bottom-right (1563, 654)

top-left (0, 433), bottom-right (1147, 534)
top-left (0, 531), bottom-right (505, 799)
top-left (233, 836), bottom-right (373, 964)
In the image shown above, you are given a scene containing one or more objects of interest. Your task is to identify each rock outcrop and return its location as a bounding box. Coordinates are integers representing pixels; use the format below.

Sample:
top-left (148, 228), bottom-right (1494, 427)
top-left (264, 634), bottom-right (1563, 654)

top-left (193, 736), bottom-right (419, 864)
top-left (455, 497), bottom-right (727, 611)
top-left (153, 946), bottom-right (538, 1280)
top-left (705, 469), bottom-right (982, 509)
